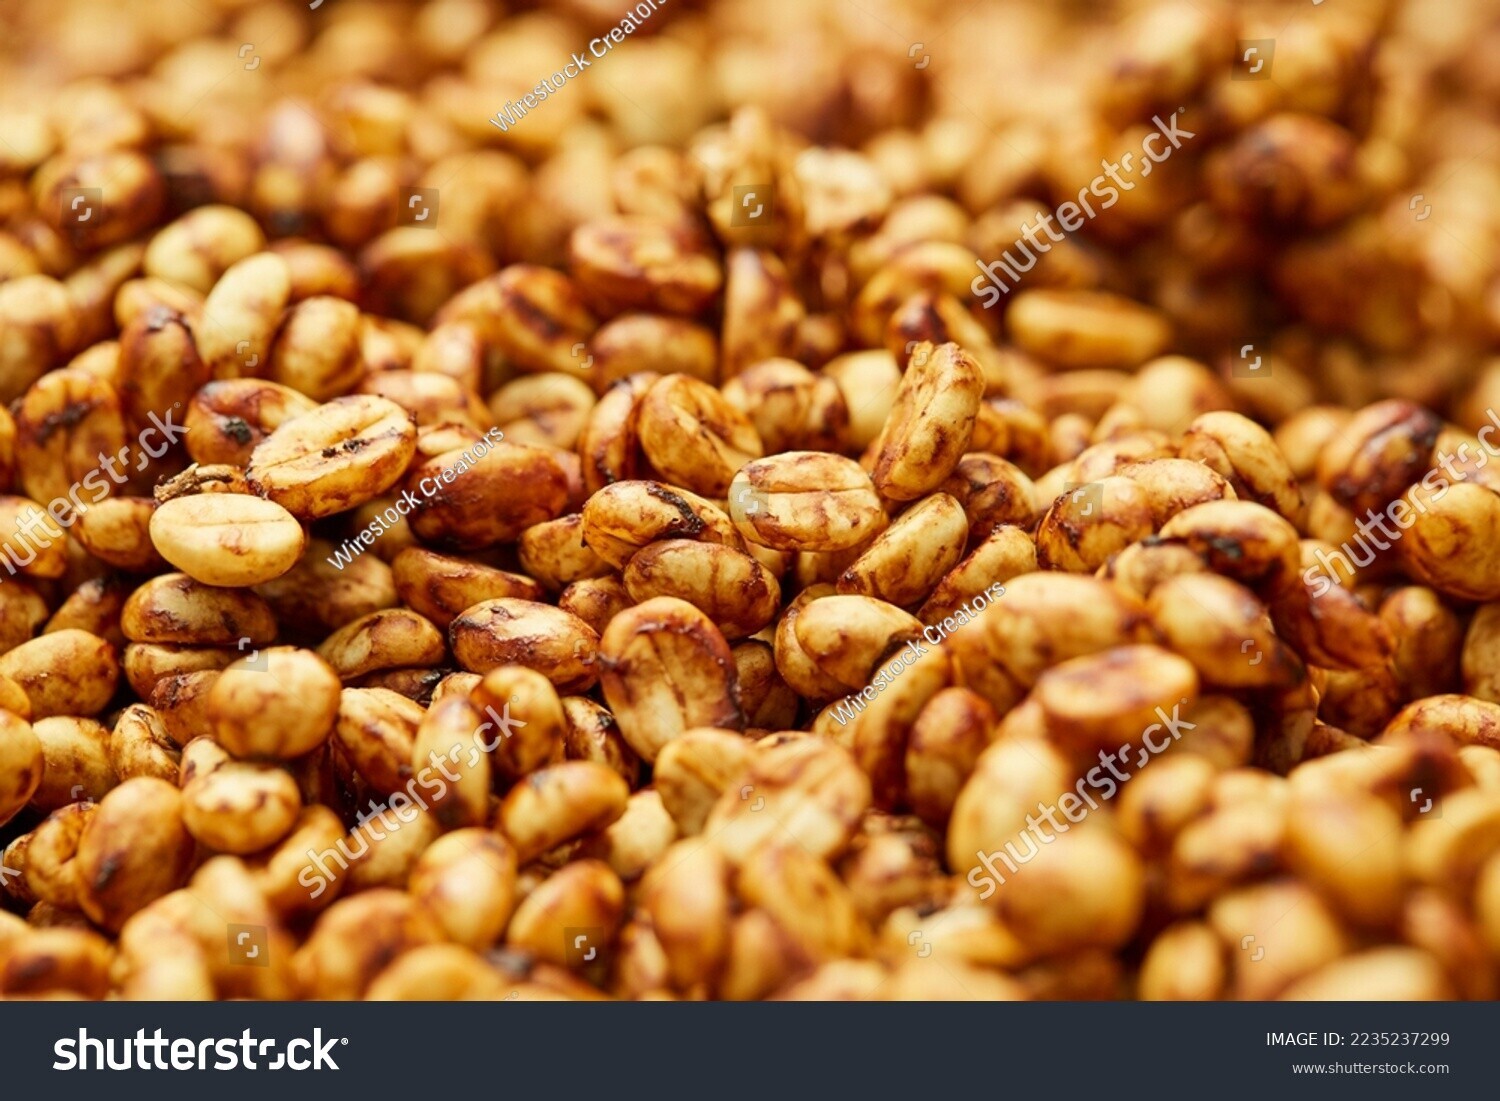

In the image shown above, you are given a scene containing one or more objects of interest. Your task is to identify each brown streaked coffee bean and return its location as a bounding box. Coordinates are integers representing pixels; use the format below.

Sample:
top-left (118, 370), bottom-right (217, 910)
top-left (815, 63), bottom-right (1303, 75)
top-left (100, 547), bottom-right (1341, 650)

top-left (704, 736), bottom-right (872, 866)
top-left (1116, 458), bottom-right (1237, 527)
top-left (995, 829), bottom-right (1146, 955)
top-left (838, 493), bottom-right (968, 608)
top-left (151, 672), bottom-right (223, 749)
top-left (496, 761), bottom-right (630, 863)
top-left (1315, 398), bottom-right (1442, 519)
top-left (0, 404), bottom-right (15, 493)
top-left (1149, 574), bottom-right (1304, 689)
top-left (838, 638), bottom-right (953, 810)
top-left (869, 341), bottom-right (984, 502)
top-left (106, 704), bottom-right (180, 784)
top-left (449, 598), bottom-right (599, 693)
top-left (0, 629), bottom-right (119, 719)
top-left (143, 205), bottom-right (266, 295)
top-left (117, 306), bottom-right (207, 438)
top-left (19, 803), bottom-right (94, 909)
top-left (404, 437), bottom-right (569, 551)
top-left (1036, 475), bottom-right (1154, 573)
top-left (246, 394), bottom-right (418, 521)
top-left (121, 643), bottom-right (240, 701)
top-left (516, 515), bottom-right (611, 593)
top-left (589, 313), bottom-right (718, 391)
top-left (333, 687), bottom-right (425, 796)
top-left (1006, 289), bottom-right (1171, 371)
top-left (182, 761), bottom-right (301, 854)
top-left (469, 664), bottom-right (566, 780)
top-left (13, 368), bottom-right (127, 510)
top-left (0, 494), bottom-right (69, 580)
top-left (623, 539), bottom-right (781, 640)
top-left (581, 479), bottom-right (744, 569)
top-left (721, 358), bottom-right (849, 455)
top-left (1393, 482), bottom-right (1500, 602)
top-left (66, 244), bottom-right (145, 349)
top-left (557, 575), bottom-right (634, 637)
top-left (577, 372), bottom-right (658, 495)
top-left (208, 647), bottom-right (342, 760)
top-left (34, 149), bottom-right (164, 248)
top-left (919, 524), bottom-right (1035, 624)
top-left (503, 858), bottom-right (626, 969)
top-left (1178, 411), bottom-right (1304, 523)
top-left (360, 370), bottom-right (489, 433)
top-left (253, 537), bottom-right (398, 634)
top-left (408, 695), bottom-right (491, 830)
top-left (578, 789), bottom-right (680, 884)
top-left (939, 453), bottom-right (1038, 536)
top-left (391, 547), bottom-right (544, 628)
top-left (74, 777), bottom-right (195, 932)
top-left (184, 379), bottom-right (319, 468)
top-left (570, 217), bottom-right (723, 317)
top-left (488, 373), bottom-right (595, 451)
top-left (112, 278), bottom-right (202, 332)
top-left (654, 728), bottom-right (754, 837)
top-left (121, 573), bottom-right (277, 646)
top-left (821, 350), bottom-right (903, 455)
top-left (318, 609), bottom-right (446, 681)
top-left (266, 296), bottom-right (366, 401)
top-left (409, 320), bottom-right (483, 392)
top-left (560, 695), bottom-right (642, 788)
top-left (727, 453), bottom-right (885, 553)
top-left (1032, 644), bottom-right (1200, 759)
top-left (0, 709), bottom-right (42, 827)
top-left (637, 374), bottom-right (763, 498)
top-left (784, 594), bottom-right (927, 700)
top-left (44, 577), bottom-right (126, 648)
top-left (293, 889), bottom-right (444, 1000)
top-left (1158, 500), bottom-right (1302, 589)
top-left (434, 264), bottom-right (598, 375)
top-left (407, 830), bottom-right (518, 951)
top-left (720, 247), bottom-right (806, 379)
top-left (31, 716), bottom-right (117, 809)
top-left (733, 640), bottom-right (799, 731)
top-left (0, 926), bottom-right (112, 999)
top-left (73, 496), bottom-right (167, 573)
top-left (599, 596), bottom-right (745, 761)
top-left (197, 252), bottom-right (293, 381)
top-left (905, 687), bottom-right (998, 828)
